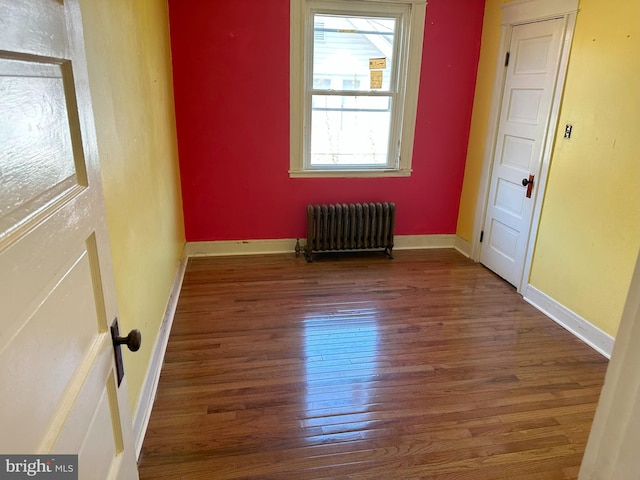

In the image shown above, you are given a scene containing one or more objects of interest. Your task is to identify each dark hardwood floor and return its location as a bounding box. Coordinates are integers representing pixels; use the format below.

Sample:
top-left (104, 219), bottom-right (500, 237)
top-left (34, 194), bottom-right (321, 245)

top-left (138, 249), bottom-right (608, 479)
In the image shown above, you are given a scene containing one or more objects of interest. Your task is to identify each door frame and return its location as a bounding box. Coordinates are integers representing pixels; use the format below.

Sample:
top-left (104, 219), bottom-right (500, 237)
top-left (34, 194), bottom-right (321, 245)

top-left (470, 0), bottom-right (578, 293)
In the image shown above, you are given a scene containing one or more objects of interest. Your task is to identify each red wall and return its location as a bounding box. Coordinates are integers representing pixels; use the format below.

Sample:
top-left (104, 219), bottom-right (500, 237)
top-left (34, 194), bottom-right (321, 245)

top-left (168, 0), bottom-right (485, 241)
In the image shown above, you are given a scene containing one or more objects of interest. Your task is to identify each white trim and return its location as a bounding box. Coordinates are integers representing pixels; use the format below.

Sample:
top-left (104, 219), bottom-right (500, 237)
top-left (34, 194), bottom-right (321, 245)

top-left (185, 239), bottom-right (299, 257)
top-left (472, 4), bottom-right (578, 295)
top-left (394, 234), bottom-right (457, 250)
top-left (133, 258), bottom-right (187, 459)
top-left (454, 236), bottom-right (472, 258)
top-left (290, 0), bottom-right (304, 169)
top-left (398, 1), bottom-right (426, 174)
top-left (502, 0), bottom-right (578, 25)
top-left (305, 0), bottom-right (428, 4)
top-left (185, 234), bottom-right (468, 258)
top-left (288, 168), bottom-right (412, 178)
top-left (289, 0), bottom-right (426, 178)
top-left (523, 284), bottom-right (614, 358)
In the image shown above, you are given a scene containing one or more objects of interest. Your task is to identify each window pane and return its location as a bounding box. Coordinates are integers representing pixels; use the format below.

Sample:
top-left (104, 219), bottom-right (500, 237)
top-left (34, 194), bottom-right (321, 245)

top-left (310, 95), bottom-right (392, 166)
top-left (312, 14), bottom-right (395, 92)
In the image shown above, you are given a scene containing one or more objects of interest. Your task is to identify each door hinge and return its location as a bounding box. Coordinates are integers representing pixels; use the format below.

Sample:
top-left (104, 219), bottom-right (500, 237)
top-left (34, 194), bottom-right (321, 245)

top-left (505, 51), bottom-right (510, 67)
top-left (480, 230), bottom-right (484, 243)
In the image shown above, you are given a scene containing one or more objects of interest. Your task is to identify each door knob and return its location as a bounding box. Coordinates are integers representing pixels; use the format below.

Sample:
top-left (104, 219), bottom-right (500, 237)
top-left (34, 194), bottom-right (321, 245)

top-left (113, 329), bottom-right (142, 352)
top-left (522, 174), bottom-right (535, 198)
top-left (110, 318), bottom-right (141, 387)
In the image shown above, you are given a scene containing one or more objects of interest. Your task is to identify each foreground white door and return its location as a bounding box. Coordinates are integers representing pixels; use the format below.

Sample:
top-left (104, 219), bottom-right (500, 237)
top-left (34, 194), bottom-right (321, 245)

top-left (0, 0), bottom-right (139, 478)
top-left (480, 18), bottom-right (564, 287)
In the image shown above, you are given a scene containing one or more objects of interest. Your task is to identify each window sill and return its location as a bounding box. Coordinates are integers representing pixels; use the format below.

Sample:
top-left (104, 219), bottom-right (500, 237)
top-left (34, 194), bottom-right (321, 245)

top-left (289, 169), bottom-right (412, 178)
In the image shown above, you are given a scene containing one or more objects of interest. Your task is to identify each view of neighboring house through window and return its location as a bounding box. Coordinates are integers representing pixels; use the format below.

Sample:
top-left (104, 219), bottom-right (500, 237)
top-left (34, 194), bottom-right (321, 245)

top-left (290, 0), bottom-right (427, 177)
top-left (311, 13), bottom-right (396, 167)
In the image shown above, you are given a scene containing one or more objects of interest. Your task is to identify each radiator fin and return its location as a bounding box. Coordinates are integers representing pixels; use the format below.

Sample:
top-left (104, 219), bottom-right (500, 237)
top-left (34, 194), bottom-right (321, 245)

top-left (304, 202), bottom-right (395, 261)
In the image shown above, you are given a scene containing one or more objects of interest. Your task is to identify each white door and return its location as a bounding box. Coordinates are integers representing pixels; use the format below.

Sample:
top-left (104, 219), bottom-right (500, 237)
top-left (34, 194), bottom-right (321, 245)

top-left (0, 0), bottom-right (139, 478)
top-left (480, 18), bottom-right (565, 287)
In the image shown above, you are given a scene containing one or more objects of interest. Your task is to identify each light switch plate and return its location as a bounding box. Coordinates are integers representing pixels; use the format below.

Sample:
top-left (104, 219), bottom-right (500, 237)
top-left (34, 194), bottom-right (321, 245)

top-left (564, 124), bottom-right (573, 139)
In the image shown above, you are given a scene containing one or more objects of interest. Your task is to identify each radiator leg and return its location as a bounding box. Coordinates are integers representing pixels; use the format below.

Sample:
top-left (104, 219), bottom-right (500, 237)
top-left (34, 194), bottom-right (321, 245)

top-left (385, 247), bottom-right (394, 259)
top-left (296, 238), bottom-right (314, 262)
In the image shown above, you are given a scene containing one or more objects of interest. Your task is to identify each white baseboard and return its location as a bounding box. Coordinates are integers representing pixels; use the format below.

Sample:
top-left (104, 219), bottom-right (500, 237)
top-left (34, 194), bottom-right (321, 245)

top-left (454, 237), bottom-right (472, 258)
top-left (133, 258), bottom-right (187, 459)
top-left (185, 239), bottom-right (298, 257)
top-left (523, 284), bottom-right (614, 358)
top-left (394, 234), bottom-right (457, 250)
top-left (185, 234), bottom-right (467, 257)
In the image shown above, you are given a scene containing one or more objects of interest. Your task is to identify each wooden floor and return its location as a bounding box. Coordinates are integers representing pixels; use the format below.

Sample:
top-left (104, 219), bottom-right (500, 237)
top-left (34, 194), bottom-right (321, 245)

top-left (138, 249), bottom-right (608, 480)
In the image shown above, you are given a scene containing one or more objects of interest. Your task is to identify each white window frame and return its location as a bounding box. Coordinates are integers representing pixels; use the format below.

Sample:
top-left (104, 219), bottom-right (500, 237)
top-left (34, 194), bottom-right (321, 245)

top-left (290, 0), bottom-right (427, 178)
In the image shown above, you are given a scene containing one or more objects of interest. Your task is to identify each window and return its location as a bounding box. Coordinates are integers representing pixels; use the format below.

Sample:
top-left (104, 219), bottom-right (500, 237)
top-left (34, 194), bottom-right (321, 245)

top-left (290, 0), bottom-right (427, 177)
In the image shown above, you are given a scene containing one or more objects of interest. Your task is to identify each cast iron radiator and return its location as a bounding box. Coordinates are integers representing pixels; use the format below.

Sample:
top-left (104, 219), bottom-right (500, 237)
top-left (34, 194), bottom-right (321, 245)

top-left (299, 202), bottom-right (396, 262)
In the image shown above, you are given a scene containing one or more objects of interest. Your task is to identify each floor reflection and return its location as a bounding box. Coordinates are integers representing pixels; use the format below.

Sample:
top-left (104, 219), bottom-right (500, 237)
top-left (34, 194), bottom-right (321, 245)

top-left (302, 305), bottom-right (380, 440)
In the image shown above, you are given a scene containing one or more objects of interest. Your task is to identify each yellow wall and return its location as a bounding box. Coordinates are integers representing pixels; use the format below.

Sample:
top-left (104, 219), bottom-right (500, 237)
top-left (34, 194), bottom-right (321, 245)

top-left (456, 0), bottom-right (503, 241)
top-left (530, 0), bottom-right (640, 336)
top-left (79, 0), bottom-right (185, 413)
top-left (458, 0), bottom-right (640, 337)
